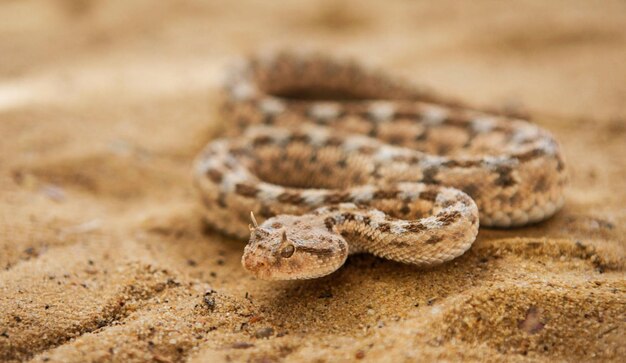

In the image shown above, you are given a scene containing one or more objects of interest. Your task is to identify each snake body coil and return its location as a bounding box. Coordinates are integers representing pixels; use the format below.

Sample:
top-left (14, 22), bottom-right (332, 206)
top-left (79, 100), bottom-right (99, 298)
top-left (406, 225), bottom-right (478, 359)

top-left (193, 52), bottom-right (567, 280)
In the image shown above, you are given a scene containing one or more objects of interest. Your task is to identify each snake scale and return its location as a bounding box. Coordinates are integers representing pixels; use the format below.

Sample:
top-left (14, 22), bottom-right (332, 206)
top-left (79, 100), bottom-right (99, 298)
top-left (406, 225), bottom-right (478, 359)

top-left (193, 51), bottom-right (567, 280)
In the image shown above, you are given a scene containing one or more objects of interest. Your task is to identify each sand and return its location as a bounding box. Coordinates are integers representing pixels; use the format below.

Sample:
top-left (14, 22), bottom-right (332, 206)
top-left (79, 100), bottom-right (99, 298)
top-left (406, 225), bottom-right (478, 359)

top-left (1, 1), bottom-right (625, 362)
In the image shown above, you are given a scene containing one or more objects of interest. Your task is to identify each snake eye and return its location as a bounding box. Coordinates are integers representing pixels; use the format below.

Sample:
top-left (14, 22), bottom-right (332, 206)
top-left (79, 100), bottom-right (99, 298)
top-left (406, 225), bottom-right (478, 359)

top-left (280, 244), bottom-right (295, 258)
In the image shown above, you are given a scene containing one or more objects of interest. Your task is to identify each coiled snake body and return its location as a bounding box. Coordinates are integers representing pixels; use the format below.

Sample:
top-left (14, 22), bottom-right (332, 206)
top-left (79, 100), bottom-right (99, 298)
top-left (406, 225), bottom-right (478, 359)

top-left (193, 52), bottom-right (567, 280)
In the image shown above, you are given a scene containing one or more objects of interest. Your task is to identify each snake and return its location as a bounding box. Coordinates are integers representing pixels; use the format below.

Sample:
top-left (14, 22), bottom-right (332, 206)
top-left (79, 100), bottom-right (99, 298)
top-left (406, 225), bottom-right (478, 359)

top-left (193, 51), bottom-right (567, 280)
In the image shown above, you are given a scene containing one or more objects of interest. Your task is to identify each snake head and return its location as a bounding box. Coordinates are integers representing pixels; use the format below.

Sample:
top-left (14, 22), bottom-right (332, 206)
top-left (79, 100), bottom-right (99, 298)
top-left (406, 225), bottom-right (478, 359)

top-left (242, 214), bottom-right (348, 280)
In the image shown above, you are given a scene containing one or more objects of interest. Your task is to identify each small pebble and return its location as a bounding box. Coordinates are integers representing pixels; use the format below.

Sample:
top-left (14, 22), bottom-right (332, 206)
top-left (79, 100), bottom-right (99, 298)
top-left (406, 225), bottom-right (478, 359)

top-left (203, 290), bottom-right (216, 311)
top-left (24, 247), bottom-right (38, 258)
top-left (231, 342), bottom-right (254, 349)
top-left (254, 327), bottom-right (274, 339)
top-left (154, 283), bottom-right (166, 292)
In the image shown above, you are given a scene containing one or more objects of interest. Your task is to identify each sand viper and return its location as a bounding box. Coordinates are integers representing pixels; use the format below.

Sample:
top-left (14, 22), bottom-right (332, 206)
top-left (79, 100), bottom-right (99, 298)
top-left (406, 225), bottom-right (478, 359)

top-left (193, 51), bottom-right (567, 280)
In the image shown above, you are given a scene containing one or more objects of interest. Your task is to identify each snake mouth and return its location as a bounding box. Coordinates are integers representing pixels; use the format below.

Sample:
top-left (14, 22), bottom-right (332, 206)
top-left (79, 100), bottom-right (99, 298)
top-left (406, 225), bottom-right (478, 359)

top-left (241, 254), bottom-right (272, 279)
top-left (241, 249), bottom-right (288, 280)
top-left (241, 250), bottom-right (341, 281)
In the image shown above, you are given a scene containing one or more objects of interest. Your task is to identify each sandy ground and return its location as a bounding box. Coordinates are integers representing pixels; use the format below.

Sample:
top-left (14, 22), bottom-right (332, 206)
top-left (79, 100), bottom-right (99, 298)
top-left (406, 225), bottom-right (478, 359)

top-left (1, 1), bottom-right (625, 362)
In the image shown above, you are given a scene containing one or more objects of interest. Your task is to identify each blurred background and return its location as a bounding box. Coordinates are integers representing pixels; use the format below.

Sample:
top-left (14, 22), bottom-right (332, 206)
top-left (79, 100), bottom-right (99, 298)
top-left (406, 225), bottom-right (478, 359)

top-left (1, 0), bottom-right (625, 120)
top-left (1, 2), bottom-right (625, 362)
